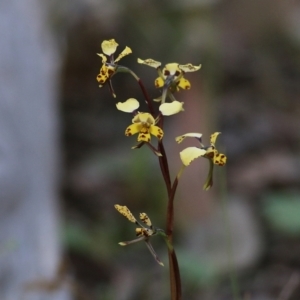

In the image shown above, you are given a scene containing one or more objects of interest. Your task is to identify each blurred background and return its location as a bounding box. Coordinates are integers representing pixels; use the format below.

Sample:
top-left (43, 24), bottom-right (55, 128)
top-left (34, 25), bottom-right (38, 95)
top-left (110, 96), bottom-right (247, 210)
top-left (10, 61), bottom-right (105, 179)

top-left (1, 0), bottom-right (300, 299)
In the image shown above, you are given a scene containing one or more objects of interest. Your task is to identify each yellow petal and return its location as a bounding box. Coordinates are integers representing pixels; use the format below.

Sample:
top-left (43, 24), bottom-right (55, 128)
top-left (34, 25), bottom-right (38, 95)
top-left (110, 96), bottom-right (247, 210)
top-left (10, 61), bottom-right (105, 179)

top-left (138, 132), bottom-right (151, 142)
top-left (179, 147), bottom-right (206, 166)
top-left (177, 77), bottom-right (191, 90)
top-left (210, 132), bottom-right (221, 146)
top-left (101, 39), bottom-right (118, 55)
top-left (154, 77), bottom-right (164, 88)
top-left (137, 58), bottom-right (161, 68)
top-left (178, 63), bottom-right (201, 73)
top-left (114, 204), bottom-right (136, 223)
top-left (149, 125), bottom-right (164, 140)
top-left (159, 101), bottom-right (184, 116)
top-left (116, 98), bottom-right (140, 112)
top-left (115, 46), bottom-right (132, 63)
top-left (213, 152), bottom-right (227, 166)
top-left (97, 53), bottom-right (107, 63)
top-left (139, 213), bottom-right (152, 227)
top-left (175, 133), bottom-right (202, 144)
top-left (125, 123), bottom-right (142, 136)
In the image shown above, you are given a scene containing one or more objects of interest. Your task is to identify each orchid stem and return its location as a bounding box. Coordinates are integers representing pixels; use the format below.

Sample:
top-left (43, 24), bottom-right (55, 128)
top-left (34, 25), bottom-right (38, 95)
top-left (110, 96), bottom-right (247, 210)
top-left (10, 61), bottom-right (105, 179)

top-left (157, 140), bottom-right (182, 300)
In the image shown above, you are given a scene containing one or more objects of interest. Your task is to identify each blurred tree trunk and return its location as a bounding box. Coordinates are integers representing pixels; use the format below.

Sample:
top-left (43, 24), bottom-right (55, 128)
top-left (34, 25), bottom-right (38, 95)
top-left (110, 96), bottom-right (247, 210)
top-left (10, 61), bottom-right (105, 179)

top-left (0, 1), bottom-right (70, 299)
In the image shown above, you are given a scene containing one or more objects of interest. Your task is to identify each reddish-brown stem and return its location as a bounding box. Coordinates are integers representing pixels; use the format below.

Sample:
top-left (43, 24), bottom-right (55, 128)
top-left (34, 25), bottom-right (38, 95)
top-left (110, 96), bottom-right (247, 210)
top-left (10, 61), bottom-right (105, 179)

top-left (166, 177), bottom-right (179, 238)
top-left (168, 248), bottom-right (182, 300)
top-left (157, 140), bottom-right (181, 300)
top-left (166, 176), bottom-right (182, 300)
top-left (158, 141), bottom-right (172, 196)
top-left (154, 114), bottom-right (172, 198)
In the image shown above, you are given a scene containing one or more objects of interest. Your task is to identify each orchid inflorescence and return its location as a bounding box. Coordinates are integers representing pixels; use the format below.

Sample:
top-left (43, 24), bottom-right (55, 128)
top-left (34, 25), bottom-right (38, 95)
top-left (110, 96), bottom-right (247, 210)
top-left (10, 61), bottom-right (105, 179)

top-left (97, 39), bottom-right (227, 295)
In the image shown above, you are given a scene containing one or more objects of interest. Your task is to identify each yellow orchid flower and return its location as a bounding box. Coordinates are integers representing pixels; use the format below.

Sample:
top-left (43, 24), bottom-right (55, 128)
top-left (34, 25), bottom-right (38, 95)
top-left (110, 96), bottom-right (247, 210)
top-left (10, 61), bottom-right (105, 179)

top-left (115, 99), bottom-right (164, 154)
top-left (96, 39), bottom-right (132, 96)
top-left (138, 58), bottom-right (201, 102)
top-left (125, 112), bottom-right (163, 143)
top-left (176, 132), bottom-right (227, 190)
top-left (114, 205), bottom-right (164, 266)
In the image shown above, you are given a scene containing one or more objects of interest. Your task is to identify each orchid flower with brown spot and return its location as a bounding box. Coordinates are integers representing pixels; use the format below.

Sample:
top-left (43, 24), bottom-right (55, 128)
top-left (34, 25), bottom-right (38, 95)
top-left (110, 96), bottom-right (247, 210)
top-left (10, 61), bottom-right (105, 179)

top-left (137, 58), bottom-right (201, 103)
top-left (96, 39), bottom-right (132, 97)
top-left (116, 98), bottom-right (184, 154)
top-left (176, 132), bottom-right (227, 190)
top-left (114, 204), bottom-right (164, 266)
top-left (125, 112), bottom-right (164, 143)
top-left (116, 99), bottom-right (163, 142)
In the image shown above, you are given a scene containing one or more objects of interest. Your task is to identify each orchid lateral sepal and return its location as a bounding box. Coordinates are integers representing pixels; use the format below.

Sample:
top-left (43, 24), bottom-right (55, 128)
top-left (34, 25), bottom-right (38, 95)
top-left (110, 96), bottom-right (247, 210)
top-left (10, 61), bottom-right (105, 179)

top-left (145, 142), bottom-right (162, 156)
top-left (119, 236), bottom-right (147, 246)
top-left (145, 239), bottom-right (164, 266)
top-left (131, 142), bottom-right (162, 156)
top-left (108, 80), bottom-right (116, 98)
top-left (131, 141), bottom-right (144, 149)
top-left (119, 235), bottom-right (164, 266)
top-left (130, 139), bottom-right (162, 156)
